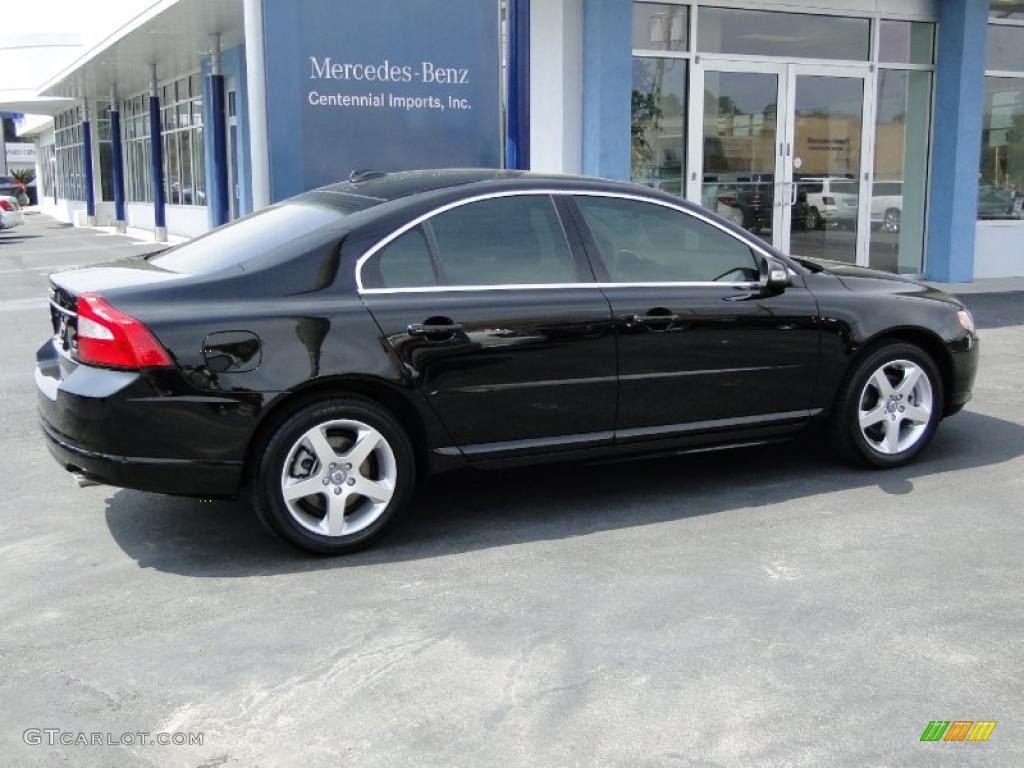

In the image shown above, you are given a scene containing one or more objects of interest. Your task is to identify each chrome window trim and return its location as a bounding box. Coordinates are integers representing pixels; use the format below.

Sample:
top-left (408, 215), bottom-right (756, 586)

top-left (354, 188), bottom-right (776, 294)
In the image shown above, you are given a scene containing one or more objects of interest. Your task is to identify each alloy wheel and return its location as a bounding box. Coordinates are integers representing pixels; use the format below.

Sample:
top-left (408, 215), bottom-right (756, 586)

top-left (280, 418), bottom-right (397, 537)
top-left (857, 359), bottom-right (933, 455)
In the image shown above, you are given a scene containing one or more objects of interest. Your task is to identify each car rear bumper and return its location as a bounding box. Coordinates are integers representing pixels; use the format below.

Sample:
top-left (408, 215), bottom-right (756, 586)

top-left (36, 339), bottom-right (256, 498)
top-left (40, 418), bottom-right (242, 497)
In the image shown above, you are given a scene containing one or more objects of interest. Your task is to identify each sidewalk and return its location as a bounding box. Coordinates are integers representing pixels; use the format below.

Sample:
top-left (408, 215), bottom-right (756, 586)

top-left (928, 277), bottom-right (1024, 293)
top-left (18, 206), bottom-right (188, 246)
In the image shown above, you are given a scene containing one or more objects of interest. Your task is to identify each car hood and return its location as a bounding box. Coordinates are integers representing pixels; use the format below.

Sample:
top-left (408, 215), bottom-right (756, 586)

top-left (794, 256), bottom-right (964, 307)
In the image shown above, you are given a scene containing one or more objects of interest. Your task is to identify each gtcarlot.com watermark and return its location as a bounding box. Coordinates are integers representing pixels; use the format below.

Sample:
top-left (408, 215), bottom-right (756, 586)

top-left (24, 729), bottom-right (203, 747)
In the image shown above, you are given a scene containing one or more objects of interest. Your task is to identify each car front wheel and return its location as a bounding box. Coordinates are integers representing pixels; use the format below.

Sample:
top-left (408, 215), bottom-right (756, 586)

top-left (252, 397), bottom-right (415, 554)
top-left (831, 342), bottom-right (943, 468)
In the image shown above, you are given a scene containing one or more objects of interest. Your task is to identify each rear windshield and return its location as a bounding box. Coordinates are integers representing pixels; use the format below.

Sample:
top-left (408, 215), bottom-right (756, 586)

top-left (148, 196), bottom-right (375, 274)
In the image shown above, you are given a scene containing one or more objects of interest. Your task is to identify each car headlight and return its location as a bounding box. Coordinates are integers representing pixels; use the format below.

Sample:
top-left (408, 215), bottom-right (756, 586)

top-left (957, 309), bottom-right (976, 334)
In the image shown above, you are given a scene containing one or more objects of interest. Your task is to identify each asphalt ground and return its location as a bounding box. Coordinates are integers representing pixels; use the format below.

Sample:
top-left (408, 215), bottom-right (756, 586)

top-left (1, 213), bottom-right (1022, 767)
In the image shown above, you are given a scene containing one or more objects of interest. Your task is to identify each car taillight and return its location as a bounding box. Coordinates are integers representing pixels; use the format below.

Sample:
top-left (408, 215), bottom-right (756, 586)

top-left (75, 293), bottom-right (174, 369)
top-left (0, 199), bottom-right (11, 211)
top-left (822, 196), bottom-right (835, 206)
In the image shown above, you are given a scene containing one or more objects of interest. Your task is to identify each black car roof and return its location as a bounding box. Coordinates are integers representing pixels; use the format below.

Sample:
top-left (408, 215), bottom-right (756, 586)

top-left (318, 168), bottom-right (654, 203)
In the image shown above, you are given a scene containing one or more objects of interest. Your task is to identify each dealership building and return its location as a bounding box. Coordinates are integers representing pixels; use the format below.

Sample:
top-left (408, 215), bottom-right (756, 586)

top-left (6, 0), bottom-right (1024, 281)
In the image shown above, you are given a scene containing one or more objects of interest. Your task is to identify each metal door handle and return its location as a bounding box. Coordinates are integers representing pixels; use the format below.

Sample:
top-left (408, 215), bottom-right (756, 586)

top-left (634, 314), bottom-right (680, 324)
top-left (408, 322), bottom-right (463, 337)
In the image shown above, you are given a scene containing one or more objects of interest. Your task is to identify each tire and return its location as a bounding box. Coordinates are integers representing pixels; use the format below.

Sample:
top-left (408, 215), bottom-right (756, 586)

top-left (830, 342), bottom-right (944, 468)
top-left (884, 208), bottom-right (901, 233)
top-left (807, 207), bottom-right (823, 230)
top-left (251, 397), bottom-right (416, 554)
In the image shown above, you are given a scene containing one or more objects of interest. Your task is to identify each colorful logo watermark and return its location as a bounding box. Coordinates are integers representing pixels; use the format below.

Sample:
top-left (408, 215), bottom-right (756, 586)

top-left (920, 721), bottom-right (997, 742)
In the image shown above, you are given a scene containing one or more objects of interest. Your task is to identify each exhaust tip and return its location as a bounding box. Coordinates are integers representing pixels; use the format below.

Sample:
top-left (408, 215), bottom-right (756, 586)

top-left (71, 472), bottom-right (101, 489)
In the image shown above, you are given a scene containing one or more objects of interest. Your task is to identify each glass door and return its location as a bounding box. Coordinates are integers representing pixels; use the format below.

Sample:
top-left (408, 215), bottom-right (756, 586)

top-left (694, 61), bottom-right (873, 264)
top-left (690, 62), bottom-right (787, 246)
top-left (783, 65), bottom-right (872, 263)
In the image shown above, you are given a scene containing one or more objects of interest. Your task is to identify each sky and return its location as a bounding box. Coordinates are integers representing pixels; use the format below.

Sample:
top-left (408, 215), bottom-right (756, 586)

top-left (0, 0), bottom-right (157, 94)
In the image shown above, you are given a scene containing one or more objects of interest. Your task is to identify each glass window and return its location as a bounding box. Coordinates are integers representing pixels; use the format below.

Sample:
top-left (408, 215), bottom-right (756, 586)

top-left (428, 196), bottom-right (577, 286)
top-left (575, 196), bottom-right (759, 283)
top-left (99, 142), bottom-right (114, 202)
top-left (149, 203), bottom-right (361, 274)
top-left (180, 131), bottom-right (193, 205)
top-left (979, 77), bottom-right (1024, 220)
top-left (54, 106), bottom-right (84, 201)
top-left (364, 227), bottom-right (437, 289)
top-left (193, 126), bottom-right (206, 206)
top-left (165, 132), bottom-right (180, 205)
top-left (991, 0), bottom-right (1024, 20)
top-left (698, 8), bottom-right (870, 61)
top-left (632, 2), bottom-right (688, 52)
top-left (870, 70), bottom-right (932, 273)
top-left (700, 70), bottom-right (778, 240)
top-left (878, 21), bottom-right (934, 65)
top-left (987, 24), bottom-right (1024, 72)
top-left (631, 57), bottom-right (687, 196)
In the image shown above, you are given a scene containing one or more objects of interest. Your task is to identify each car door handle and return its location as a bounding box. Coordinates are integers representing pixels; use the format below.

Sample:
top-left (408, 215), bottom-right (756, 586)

top-left (633, 313), bottom-right (680, 324)
top-left (408, 321), bottom-right (463, 338)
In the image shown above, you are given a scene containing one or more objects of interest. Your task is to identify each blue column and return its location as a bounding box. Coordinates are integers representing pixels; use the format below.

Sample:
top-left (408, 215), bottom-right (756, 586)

top-left (506, 0), bottom-right (530, 169)
top-left (209, 72), bottom-right (230, 226)
top-left (582, 0), bottom-right (631, 180)
top-left (148, 93), bottom-right (166, 237)
top-left (81, 109), bottom-right (96, 220)
top-left (109, 103), bottom-right (126, 228)
top-left (925, 0), bottom-right (988, 282)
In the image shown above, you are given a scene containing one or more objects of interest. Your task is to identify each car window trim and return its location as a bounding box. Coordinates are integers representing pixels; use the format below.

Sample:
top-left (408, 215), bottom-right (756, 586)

top-left (355, 189), bottom-right (776, 294)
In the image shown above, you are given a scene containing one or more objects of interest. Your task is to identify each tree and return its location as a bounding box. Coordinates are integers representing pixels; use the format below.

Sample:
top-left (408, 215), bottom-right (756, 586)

top-left (11, 168), bottom-right (35, 185)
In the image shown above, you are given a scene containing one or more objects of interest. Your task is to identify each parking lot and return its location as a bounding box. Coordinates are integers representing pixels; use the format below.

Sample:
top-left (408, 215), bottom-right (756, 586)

top-left (1, 212), bottom-right (1022, 766)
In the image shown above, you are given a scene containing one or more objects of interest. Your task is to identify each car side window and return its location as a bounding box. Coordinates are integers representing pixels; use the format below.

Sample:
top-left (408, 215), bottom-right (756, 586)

top-left (428, 195), bottom-right (577, 286)
top-left (574, 196), bottom-right (759, 283)
top-left (363, 226), bottom-right (437, 290)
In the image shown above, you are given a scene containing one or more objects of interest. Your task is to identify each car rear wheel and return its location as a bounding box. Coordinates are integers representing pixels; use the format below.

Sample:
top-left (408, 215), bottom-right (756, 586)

top-left (807, 207), bottom-right (823, 230)
top-left (831, 342), bottom-right (943, 468)
top-left (252, 397), bottom-right (415, 554)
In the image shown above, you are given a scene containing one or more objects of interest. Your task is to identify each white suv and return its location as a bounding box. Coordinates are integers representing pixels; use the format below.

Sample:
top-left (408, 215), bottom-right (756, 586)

top-left (871, 180), bottom-right (903, 233)
top-left (798, 176), bottom-right (859, 230)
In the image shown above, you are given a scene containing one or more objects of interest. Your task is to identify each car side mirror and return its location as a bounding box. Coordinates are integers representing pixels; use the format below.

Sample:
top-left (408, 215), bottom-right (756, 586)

top-left (759, 255), bottom-right (792, 293)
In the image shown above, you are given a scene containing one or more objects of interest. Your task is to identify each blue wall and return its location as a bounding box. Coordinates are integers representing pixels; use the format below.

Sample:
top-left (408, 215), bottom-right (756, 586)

top-left (582, 0), bottom-right (631, 180)
top-left (925, 0), bottom-right (989, 282)
top-left (201, 43), bottom-right (253, 226)
top-left (260, 0), bottom-right (501, 203)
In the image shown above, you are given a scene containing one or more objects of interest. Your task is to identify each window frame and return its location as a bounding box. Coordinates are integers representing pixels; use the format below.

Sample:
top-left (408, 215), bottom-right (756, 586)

top-left (355, 190), bottom-right (776, 294)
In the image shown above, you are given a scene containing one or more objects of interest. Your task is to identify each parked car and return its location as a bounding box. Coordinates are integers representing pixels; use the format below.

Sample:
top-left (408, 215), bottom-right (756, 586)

top-left (704, 175), bottom-right (811, 232)
top-left (705, 174), bottom-right (773, 232)
top-left (0, 196), bottom-right (25, 230)
top-left (798, 176), bottom-right (859, 229)
top-left (36, 170), bottom-right (978, 554)
top-left (976, 183), bottom-right (1020, 220)
top-left (871, 180), bottom-right (903, 233)
top-left (0, 175), bottom-right (30, 207)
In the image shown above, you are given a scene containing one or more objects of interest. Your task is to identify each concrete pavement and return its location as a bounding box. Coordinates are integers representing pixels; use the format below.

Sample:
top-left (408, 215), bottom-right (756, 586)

top-left (1, 214), bottom-right (1022, 767)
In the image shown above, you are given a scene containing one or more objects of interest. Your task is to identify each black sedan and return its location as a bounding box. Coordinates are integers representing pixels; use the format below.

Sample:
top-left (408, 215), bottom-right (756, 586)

top-left (36, 170), bottom-right (979, 553)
